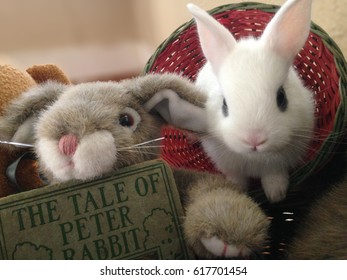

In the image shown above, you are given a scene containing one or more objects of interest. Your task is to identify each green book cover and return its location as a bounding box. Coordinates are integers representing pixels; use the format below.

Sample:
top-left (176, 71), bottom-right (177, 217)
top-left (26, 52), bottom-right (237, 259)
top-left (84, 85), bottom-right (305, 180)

top-left (0, 159), bottom-right (193, 260)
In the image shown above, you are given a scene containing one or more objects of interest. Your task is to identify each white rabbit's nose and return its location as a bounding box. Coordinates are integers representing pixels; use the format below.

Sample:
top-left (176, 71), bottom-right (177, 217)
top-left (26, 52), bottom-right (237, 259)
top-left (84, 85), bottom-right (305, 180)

top-left (244, 131), bottom-right (268, 151)
top-left (58, 134), bottom-right (78, 156)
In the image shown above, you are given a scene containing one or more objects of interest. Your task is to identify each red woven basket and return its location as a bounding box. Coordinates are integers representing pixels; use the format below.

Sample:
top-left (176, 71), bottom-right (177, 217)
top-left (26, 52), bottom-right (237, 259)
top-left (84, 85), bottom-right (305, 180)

top-left (144, 2), bottom-right (347, 188)
top-left (143, 3), bottom-right (347, 258)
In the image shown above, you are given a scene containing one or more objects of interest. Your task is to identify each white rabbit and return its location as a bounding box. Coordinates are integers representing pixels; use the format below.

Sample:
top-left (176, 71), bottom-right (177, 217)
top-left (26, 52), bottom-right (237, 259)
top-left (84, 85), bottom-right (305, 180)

top-left (187, 0), bottom-right (315, 203)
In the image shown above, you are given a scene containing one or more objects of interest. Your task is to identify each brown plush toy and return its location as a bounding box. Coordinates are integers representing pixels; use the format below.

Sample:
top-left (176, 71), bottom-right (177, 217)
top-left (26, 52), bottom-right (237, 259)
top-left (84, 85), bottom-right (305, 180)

top-left (0, 64), bottom-right (70, 197)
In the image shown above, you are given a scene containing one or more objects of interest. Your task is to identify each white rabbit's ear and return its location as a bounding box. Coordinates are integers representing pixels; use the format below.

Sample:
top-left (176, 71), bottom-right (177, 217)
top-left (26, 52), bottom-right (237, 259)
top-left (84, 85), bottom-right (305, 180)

top-left (260, 0), bottom-right (312, 62)
top-left (144, 89), bottom-right (207, 132)
top-left (187, 3), bottom-right (236, 74)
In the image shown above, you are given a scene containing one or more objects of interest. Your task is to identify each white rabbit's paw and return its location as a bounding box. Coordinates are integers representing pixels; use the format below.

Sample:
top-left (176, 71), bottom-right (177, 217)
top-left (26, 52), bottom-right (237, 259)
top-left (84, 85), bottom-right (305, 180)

top-left (262, 174), bottom-right (288, 203)
top-left (201, 236), bottom-right (251, 258)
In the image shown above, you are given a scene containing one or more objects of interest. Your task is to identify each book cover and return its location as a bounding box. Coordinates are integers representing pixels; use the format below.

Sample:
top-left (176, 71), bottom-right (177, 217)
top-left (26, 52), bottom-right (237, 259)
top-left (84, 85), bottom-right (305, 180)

top-left (0, 160), bottom-right (192, 260)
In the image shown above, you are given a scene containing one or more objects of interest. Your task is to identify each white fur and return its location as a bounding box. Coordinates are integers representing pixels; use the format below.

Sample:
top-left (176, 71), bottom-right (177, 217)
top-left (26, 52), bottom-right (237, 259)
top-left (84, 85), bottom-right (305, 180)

top-left (188, 0), bottom-right (314, 203)
top-left (37, 130), bottom-right (116, 182)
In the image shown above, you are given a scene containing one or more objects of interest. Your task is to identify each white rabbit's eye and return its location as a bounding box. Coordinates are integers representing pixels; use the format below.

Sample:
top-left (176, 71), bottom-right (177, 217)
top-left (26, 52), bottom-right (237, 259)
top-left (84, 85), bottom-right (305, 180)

top-left (118, 107), bottom-right (141, 131)
top-left (222, 98), bottom-right (228, 117)
top-left (276, 86), bottom-right (288, 112)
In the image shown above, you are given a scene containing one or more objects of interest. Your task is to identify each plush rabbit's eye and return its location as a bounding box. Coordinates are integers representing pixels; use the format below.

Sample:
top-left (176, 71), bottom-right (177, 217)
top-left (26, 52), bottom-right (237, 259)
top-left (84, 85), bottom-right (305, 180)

top-left (119, 114), bottom-right (134, 127)
top-left (222, 98), bottom-right (228, 117)
top-left (118, 107), bottom-right (141, 131)
top-left (276, 86), bottom-right (288, 112)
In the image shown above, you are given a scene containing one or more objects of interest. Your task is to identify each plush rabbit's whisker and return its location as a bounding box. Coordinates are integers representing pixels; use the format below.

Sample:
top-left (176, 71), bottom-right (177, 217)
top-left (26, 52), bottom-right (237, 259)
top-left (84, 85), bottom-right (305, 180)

top-left (128, 137), bottom-right (164, 148)
top-left (0, 140), bottom-right (34, 148)
top-left (117, 137), bottom-right (165, 151)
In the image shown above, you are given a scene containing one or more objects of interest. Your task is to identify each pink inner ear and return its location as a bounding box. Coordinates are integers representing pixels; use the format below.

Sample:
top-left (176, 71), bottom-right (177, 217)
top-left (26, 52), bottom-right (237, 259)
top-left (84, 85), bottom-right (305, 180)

top-left (59, 134), bottom-right (78, 156)
top-left (189, 4), bottom-right (237, 74)
top-left (260, 0), bottom-right (312, 62)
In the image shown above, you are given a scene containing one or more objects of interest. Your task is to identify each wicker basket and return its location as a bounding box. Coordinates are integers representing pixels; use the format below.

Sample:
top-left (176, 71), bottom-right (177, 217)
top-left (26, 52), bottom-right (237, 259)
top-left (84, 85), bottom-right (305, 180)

top-left (144, 2), bottom-right (347, 258)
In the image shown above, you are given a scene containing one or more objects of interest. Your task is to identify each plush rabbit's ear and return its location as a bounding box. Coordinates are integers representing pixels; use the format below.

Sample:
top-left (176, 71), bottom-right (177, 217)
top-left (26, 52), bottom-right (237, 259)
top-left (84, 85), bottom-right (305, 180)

top-left (187, 3), bottom-right (236, 75)
top-left (144, 89), bottom-right (207, 132)
top-left (260, 0), bottom-right (312, 62)
top-left (0, 82), bottom-right (68, 145)
top-left (125, 73), bottom-right (208, 132)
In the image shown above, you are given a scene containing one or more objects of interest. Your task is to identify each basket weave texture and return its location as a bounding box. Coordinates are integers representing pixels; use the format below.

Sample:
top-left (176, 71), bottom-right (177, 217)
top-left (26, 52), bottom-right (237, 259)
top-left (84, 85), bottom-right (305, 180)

top-left (144, 2), bottom-right (347, 188)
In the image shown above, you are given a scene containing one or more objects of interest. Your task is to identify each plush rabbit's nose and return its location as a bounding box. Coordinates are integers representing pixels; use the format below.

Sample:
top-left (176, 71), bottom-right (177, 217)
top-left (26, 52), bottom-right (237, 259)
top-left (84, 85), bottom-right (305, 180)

top-left (58, 134), bottom-right (78, 156)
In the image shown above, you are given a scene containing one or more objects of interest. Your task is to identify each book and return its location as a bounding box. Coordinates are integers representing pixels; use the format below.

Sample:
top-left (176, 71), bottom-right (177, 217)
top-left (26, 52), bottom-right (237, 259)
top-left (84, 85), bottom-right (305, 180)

top-left (0, 159), bottom-right (193, 260)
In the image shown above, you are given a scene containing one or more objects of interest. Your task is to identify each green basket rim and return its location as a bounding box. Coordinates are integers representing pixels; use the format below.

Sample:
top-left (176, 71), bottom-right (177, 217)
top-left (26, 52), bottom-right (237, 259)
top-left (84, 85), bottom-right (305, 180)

top-left (143, 2), bottom-right (281, 74)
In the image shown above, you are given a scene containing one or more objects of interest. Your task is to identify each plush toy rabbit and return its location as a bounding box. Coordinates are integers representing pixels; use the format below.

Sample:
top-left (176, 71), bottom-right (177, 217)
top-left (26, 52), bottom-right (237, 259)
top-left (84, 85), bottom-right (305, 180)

top-left (185, 0), bottom-right (315, 203)
top-left (0, 73), bottom-right (269, 259)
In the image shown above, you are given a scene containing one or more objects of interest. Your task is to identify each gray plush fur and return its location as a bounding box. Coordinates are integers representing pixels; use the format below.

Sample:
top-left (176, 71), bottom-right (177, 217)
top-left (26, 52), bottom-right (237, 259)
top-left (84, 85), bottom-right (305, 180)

top-left (122, 73), bottom-right (206, 107)
top-left (35, 80), bottom-right (164, 178)
top-left (174, 169), bottom-right (269, 259)
top-left (0, 81), bottom-right (67, 147)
